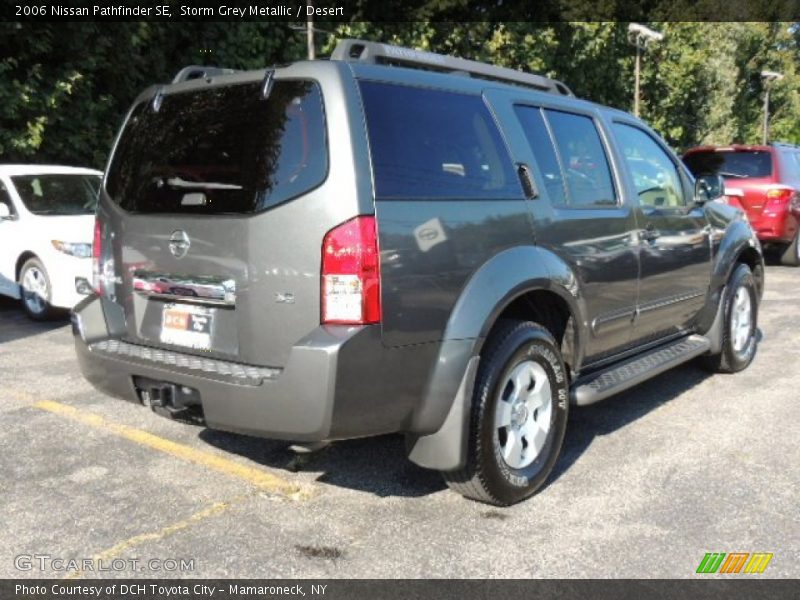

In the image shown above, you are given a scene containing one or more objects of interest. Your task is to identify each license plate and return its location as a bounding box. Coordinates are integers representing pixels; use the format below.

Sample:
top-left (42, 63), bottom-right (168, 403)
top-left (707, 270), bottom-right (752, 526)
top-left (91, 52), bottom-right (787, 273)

top-left (160, 303), bottom-right (213, 350)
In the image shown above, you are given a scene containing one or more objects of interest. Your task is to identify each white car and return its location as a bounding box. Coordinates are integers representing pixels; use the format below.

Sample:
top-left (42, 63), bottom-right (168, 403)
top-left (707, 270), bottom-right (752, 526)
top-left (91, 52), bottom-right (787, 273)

top-left (0, 165), bottom-right (102, 320)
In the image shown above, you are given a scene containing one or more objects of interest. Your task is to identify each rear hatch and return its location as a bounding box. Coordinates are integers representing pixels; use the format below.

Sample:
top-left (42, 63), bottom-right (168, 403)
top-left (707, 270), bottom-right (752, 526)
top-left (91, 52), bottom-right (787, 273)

top-left (98, 68), bottom-right (361, 367)
top-left (684, 148), bottom-right (775, 219)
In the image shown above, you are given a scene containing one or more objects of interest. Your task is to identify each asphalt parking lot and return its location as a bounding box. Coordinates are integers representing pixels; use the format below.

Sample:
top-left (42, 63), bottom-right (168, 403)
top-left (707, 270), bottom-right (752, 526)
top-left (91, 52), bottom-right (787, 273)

top-left (1, 265), bottom-right (798, 579)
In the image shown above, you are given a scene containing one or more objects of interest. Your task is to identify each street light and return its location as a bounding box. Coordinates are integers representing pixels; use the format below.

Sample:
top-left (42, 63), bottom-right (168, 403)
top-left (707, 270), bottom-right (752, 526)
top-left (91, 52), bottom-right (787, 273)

top-left (628, 23), bottom-right (665, 118)
top-left (761, 70), bottom-right (784, 144)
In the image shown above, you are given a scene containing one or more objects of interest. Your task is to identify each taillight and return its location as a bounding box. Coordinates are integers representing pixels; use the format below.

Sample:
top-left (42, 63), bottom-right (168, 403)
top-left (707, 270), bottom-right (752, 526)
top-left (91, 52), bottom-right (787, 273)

top-left (91, 217), bottom-right (103, 295)
top-left (321, 216), bottom-right (381, 325)
top-left (765, 187), bottom-right (793, 210)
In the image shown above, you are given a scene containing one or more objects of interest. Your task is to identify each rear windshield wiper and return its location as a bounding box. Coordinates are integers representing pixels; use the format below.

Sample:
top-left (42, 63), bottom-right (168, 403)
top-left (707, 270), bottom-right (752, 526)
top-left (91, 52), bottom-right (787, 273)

top-left (718, 171), bottom-right (749, 178)
top-left (158, 176), bottom-right (243, 190)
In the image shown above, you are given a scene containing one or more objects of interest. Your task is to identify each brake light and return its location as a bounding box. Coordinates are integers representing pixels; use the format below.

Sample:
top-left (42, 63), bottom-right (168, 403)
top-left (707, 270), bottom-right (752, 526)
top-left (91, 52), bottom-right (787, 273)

top-left (765, 187), bottom-right (793, 210)
top-left (91, 217), bottom-right (103, 295)
top-left (321, 216), bottom-right (381, 325)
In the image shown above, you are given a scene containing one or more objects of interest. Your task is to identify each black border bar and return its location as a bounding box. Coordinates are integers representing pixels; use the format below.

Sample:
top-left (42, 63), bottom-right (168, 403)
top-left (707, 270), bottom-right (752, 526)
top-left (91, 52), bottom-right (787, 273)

top-left (3, 0), bottom-right (800, 22)
top-left (4, 579), bottom-right (799, 600)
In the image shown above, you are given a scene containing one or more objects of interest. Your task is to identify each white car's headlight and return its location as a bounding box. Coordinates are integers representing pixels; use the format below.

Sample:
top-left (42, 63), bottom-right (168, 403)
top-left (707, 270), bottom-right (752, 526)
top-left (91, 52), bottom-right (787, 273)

top-left (51, 240), bottom-right (92, 258)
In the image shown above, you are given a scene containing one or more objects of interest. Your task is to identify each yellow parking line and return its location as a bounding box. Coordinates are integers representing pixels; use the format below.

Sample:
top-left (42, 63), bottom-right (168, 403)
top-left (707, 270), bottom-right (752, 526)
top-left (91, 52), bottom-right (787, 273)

top-left (64, 496), bottom-right (245, 580)
top-left (31, 399), bottom-right (311, 500)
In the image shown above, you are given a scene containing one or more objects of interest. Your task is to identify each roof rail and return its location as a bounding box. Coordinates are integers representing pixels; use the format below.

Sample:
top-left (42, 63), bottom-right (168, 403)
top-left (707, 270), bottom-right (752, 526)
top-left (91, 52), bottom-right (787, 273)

top-left (331, 39), bottom-right (574, 97)
top-left (172, 65), bottom-right (238, 84)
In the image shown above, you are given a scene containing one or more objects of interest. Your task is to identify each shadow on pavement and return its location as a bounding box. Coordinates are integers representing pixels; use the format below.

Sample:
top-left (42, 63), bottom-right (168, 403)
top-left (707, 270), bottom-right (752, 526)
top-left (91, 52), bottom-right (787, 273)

top-left (200, 345), bottom-right (752, 500)
top-left (550, 362), bottom-right (714, 486)
top-left (199, 428), bottom-right (447, 499)
top-left (0, 296), bottom-right (68, 344)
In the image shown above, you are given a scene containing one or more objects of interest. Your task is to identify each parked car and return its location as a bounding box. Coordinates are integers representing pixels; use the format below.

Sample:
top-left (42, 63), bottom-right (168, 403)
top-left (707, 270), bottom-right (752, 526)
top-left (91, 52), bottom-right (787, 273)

top-left (683, 143), bottom-right (800, 266)
top-left (73, 40), bottom-right (764, 505)
top-left (0, 165), bottom-right (102, 319)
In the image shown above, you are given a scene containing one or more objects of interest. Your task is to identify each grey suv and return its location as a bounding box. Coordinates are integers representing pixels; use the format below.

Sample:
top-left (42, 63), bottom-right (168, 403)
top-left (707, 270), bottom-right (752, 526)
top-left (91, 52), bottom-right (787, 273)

top-left (73, 40), bottom-right (764, 505)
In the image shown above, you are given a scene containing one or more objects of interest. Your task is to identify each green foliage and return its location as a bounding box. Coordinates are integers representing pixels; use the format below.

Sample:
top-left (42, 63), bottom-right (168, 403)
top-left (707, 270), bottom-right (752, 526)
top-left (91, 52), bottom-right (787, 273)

top-left (0, 23), bottom-right (306, 167)
top-left (331, 21), bottom-right (800, 152)
top-left (1, 21), bottom-right (798, 168)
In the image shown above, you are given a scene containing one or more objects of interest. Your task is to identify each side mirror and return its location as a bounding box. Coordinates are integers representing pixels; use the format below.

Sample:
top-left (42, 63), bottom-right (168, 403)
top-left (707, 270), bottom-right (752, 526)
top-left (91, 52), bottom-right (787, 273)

top-left (0, 203), bottom-right (13, 220)
top-left (694, 174), bottom-right (725, 204)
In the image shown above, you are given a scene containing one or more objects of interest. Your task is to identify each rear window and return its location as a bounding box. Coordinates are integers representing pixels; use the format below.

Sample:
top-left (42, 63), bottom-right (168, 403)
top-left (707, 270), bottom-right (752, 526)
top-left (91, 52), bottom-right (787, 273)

top-left (683, 150), bottom-right (773, 179)
top-left (106, 80), bottom-right (327, 214)
top-left (12, 174), bottom-right (100, 216)
top-left (359, 81), bottom-right (520, 200)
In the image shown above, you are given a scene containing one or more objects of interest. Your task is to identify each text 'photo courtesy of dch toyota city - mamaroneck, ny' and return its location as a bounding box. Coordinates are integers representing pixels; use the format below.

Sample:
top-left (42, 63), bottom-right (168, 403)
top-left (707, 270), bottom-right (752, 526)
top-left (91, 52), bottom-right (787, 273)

top-left (0, 1), bottom-right (798, 598)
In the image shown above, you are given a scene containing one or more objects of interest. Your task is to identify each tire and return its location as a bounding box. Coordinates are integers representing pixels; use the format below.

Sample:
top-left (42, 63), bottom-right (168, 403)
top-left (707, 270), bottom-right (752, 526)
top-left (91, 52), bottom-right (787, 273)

top-left (700, 263), bottom-right (759, 373)
top-left (443, 320), bottom-right (569, 506)
top-left (779, 231), bottom-right (800, 267)
top-left (18, 257), bottom-right (58, 321)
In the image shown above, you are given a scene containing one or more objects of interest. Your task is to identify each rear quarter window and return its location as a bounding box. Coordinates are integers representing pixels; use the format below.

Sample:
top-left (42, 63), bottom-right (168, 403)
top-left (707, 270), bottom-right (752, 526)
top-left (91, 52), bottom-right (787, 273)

top-left (358, 81), bottom-right (520, 200)
top-left (106, 80), bottom-right (327, 214)
top-left (684, 150), bottom-right (773, 179)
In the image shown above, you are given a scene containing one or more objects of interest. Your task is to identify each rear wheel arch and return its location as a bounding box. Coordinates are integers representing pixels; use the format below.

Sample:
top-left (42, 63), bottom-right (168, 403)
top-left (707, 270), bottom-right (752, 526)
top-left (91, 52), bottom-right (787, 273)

top-left (406, 251), bottom-right (585, 472)
top-left (479, 287), bottom-right (581, 379)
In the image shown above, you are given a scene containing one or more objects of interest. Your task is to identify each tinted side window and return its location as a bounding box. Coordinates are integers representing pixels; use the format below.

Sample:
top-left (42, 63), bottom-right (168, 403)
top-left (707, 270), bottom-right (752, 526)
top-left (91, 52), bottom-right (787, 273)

top-left (613, 123), bottom-right (685, 208)
top-left (359, 81), bottom-right (520, 199)
top-left (544, 110), bottom-right (617, 207)
top-left (514, 106), bottom-right (567, 206)
top-left (12, 174), bottom-right (100, 215)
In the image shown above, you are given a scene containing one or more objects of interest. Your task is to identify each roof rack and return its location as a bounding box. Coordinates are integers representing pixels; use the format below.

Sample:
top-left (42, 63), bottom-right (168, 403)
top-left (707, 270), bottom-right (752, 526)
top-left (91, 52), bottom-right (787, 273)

top-left (331, 39), bottom-right (574, 97)
top-left (172, 65), bottom-right (238, 84)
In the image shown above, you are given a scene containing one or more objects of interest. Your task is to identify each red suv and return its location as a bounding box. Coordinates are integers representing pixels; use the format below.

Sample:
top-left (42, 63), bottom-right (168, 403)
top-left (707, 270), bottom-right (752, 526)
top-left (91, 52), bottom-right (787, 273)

top-left (684, 143), bottom-right (800, 266)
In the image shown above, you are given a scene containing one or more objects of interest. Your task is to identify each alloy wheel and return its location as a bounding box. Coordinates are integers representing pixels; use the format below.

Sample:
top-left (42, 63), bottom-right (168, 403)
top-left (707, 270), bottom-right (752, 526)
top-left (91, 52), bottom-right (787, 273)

top-left (21, 266), bottom-right (48, 315)
top-left (494, 360), bottom-right (552, 469)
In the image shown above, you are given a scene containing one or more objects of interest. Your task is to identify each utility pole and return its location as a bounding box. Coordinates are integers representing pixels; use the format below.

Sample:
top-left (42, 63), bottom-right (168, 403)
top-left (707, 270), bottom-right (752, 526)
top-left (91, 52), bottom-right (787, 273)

top-left (306, 6), bottom-right (315, 60)
top-left (628, 23), bottom-right (664, 118)
top-left (289, 17), bottom-right (332, 61)
top-left (633, 43), bottom-right (641, 117)
top-left (761, 70), bottom-right (783, 144)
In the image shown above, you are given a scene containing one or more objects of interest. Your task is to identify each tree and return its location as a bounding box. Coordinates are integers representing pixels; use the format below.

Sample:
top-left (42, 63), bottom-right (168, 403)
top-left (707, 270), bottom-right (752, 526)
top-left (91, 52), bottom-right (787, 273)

top-left (1, 21), bottom-right (798, 168)
top-left (0, 23), bottom-right (306, 167)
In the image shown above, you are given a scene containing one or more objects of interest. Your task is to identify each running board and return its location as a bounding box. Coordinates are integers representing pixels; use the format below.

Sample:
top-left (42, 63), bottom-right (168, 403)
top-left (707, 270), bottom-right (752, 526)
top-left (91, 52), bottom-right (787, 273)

top-left (571, 334), bottom-right (711, 406)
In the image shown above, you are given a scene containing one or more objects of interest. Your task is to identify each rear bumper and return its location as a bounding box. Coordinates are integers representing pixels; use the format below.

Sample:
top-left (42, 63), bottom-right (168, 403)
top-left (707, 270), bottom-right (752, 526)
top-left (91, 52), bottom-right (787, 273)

top-left (71, 295), bottom-right (424, 442)
top-left (749, 210), bottom-right (798, 244)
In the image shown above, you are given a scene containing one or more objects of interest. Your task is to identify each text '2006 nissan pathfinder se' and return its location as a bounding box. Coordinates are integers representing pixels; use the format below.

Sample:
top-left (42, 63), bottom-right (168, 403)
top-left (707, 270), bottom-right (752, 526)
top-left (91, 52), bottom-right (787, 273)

top-left (73, 40), bottom-right (764, 505)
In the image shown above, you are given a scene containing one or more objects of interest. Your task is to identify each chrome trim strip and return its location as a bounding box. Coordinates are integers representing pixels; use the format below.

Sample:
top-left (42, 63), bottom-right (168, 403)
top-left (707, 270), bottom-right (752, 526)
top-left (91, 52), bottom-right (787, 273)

top-left (591, 306), bottom-right (636, 334)
top-left (637, 290), bottom-right (706, 315)
top-left (133, 271), bottom-right (236, 307)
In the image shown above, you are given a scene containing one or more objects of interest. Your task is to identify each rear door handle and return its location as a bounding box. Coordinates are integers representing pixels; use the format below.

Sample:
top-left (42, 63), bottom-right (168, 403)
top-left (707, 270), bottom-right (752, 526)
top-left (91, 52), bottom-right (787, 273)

top-left (639, 224), bottom-right (660, 242)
